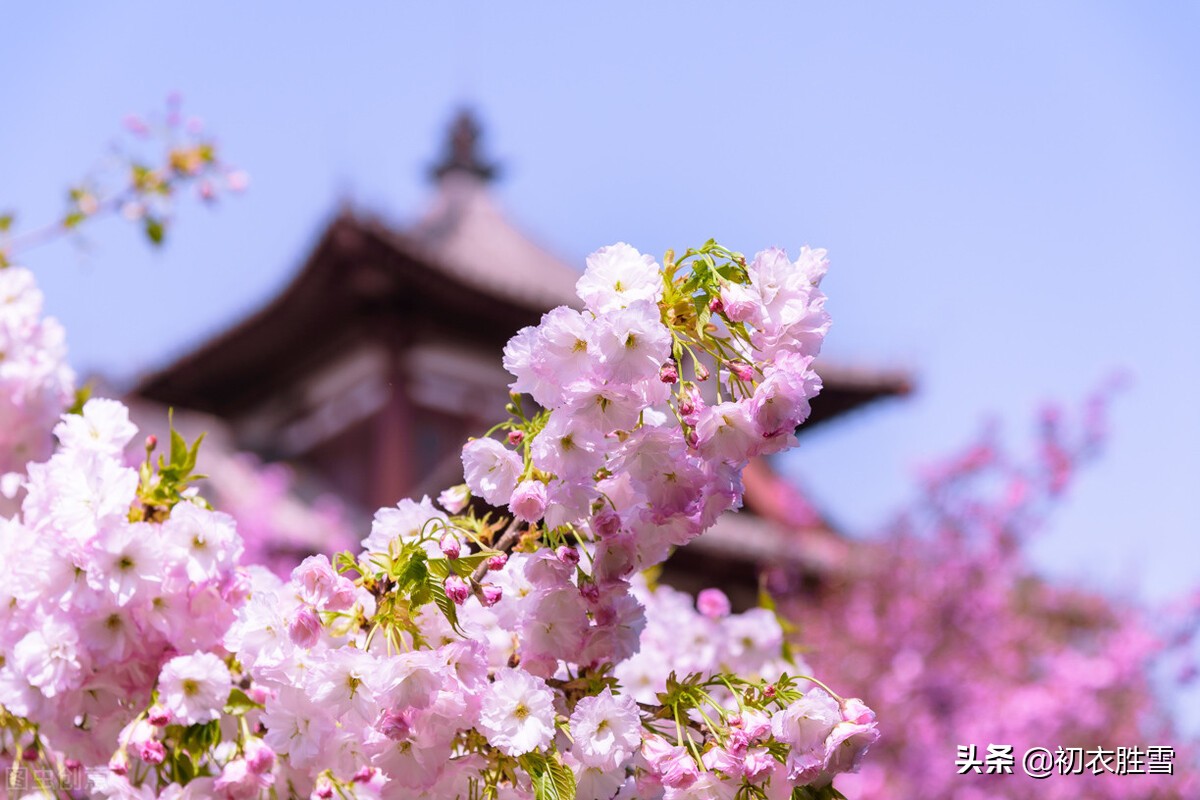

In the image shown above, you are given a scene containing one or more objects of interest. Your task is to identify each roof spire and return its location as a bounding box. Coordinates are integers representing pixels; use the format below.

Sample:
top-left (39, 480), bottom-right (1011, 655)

top-left (429, 108), bottom-right (498, 183)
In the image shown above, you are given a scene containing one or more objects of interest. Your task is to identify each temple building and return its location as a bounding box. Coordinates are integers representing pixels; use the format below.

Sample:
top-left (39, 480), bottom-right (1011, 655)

top-left (132, 111), bottom-right (910, 605)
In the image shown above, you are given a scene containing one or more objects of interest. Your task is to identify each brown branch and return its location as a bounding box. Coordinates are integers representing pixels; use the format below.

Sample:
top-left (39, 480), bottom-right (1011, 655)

top-left (471, 518), bottom-right (523, 583)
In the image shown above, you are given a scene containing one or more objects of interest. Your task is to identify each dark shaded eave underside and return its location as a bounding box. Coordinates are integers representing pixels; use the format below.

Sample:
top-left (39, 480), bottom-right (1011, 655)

top-left (134, 213), bottom-right (560, 416)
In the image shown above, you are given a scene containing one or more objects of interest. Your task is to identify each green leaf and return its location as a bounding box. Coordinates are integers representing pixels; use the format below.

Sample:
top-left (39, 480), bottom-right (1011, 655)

top-left (168, 412), bottom-right (188, 466)
top-left (172, 749), bottom-right (195, 784)
top-left (524, 752), bottom-right (576, 800)
top-left (145, 216), bottom-right (165, 245)
top-left (185, 431), bottom-right (205, 473)
top-left (180, 719), bottom-right (219, 758)
top-left (394, 547), bottom-right (429, 590)
top-left (440, 552), bottom-right (491, 578)
top-left (223, 686), bottom-right (263, 716)
top-left (428, 571), bottom-right (462, 633)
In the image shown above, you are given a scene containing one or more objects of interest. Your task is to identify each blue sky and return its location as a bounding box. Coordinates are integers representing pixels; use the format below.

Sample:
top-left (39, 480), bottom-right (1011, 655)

top-left (2, 3), bottom-right (1198, 611)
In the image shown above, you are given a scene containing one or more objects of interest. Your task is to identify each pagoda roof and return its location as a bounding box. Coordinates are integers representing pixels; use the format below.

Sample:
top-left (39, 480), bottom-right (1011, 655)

top-left (136, 108), bottom-right (910, 427)
top-left (136, 191), bottom-right (909, 426)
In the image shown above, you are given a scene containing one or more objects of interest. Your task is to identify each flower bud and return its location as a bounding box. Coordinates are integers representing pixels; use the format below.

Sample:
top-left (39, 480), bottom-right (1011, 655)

top-left (137, 739), bottom-right (166, 765)
top-left (353, 765), bottom-right (381, 784)
top-left (312, 776), bottom-right (335, 800)
top-left (147, 704), bottom-right (173, 727)
top-left (659, 362), bottom-right (679, 384)
top-left (439, 533), bottom-right (461, 560)
top-left (486, 552), bottom-right (508, 571)
top-left (480, 584), bottom-right (503, 607)
top-left (729, 360), bottom-right (754, 382)
top-left (556, 545), bottom-right (580, 566)
top-left (679, 384), bottom-right (704, 423)
top-left (445, 575), bottom-right (471, 605)
top-left (507, 429), bottom-right (526, 446)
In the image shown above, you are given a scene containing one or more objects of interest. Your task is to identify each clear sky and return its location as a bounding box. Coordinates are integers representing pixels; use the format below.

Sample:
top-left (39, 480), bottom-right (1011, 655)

top-left (2, 3), bottom-right (1198, 610)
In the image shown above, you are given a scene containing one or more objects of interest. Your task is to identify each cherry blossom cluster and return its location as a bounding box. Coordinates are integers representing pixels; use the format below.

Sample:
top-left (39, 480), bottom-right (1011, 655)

top-left (458, 241), bottom-right (828, 664)
top-left (0, 398), bottom-right (246, 772)
top-left (776, 391), bottom-right (1200, 799)
top-left (0, 243), bottom-right (876, 799)
top-left (0, 266), bottom-right (75, 482)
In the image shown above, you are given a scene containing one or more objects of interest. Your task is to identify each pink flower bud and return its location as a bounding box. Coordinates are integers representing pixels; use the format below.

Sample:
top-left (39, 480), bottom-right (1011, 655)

top-left (288, 606), bottom-right (322, 648)
top-left (709, 295), bottom-right (726, 314)
top-left (679, 384), bottom-right (704, 424)
top-left (841, 697), bottom-right (876, 725)
top-left (108, 750), bottom-right (129, 776)
top-left (145, 434), bottom-right (158, 450)
top-left (697, 588), bottom-right (731, 619)
top-left (507, 429), bottom-right (526, 446)
top-left (439, 533), bottom-right (461, 560)
top-left (353, 765), bottom-right (381, 784)
top-left (445, 575), bottom-right (471, 605)
top-left (22, 746), bottom-right (39, 762)
top-left (695, 363), bottom-right (710, 381)
top-left (480, 584), bottom-right (503, 607)
top-left (659, 362), bottom-right (679, 384)
top-left (147, 704), bottom-right (173, 727)
top-left (312, 776), bottom-right (335, 800)
top-left (487, 552), bottom-right (508, 571)
top-left (556, 545), bottom-right (580, 566)
top-left (729, 360), bottom-right (754, 382)
top-left (137, 739), bottom-right (165, 765)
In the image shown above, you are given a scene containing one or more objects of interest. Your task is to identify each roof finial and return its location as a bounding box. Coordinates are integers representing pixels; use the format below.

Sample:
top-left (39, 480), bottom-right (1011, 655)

top-left (430, 109), bottom-right (498, 183)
